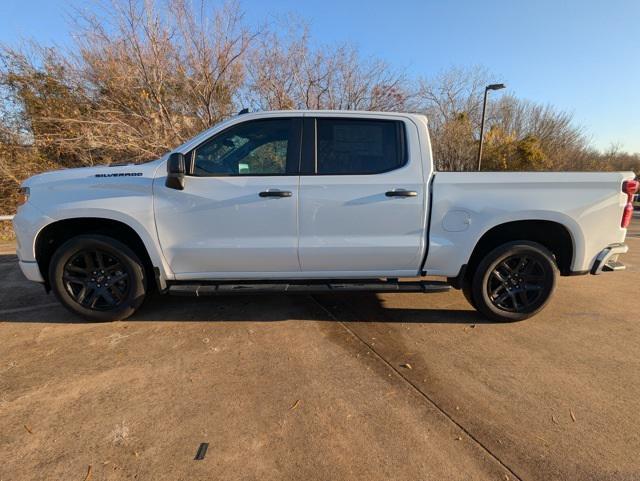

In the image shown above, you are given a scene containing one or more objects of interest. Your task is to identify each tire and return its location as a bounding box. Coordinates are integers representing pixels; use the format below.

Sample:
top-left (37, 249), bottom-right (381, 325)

top-left (471, 241), bottom-right (558, 322)
top-left (49, 235), bottom-right (147, 321)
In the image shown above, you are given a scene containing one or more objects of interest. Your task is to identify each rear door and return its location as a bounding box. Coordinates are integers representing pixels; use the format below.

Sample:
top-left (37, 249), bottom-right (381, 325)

top-left (154, 116), bottom-right (302, 278)
top-left (298, 115), bottom-right (427, 276)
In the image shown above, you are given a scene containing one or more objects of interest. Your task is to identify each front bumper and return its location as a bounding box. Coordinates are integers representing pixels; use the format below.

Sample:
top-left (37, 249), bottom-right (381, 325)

top-left (12, 201), bottom-right (54, 263)
top-left (591, 243), bottom-right (628, 275)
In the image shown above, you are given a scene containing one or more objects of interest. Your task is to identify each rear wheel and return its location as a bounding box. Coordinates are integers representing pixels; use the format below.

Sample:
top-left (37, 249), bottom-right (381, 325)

top-left (471, 241), bottom-right (557, 322)
top-left (49, 235), bottom-right (147, 321)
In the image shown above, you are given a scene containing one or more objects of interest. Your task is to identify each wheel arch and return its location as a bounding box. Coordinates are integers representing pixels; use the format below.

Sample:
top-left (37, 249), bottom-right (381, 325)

top-left (464, 219), bottom-right (576, 283)
top-left (35, 217), bottom-right (166, 291)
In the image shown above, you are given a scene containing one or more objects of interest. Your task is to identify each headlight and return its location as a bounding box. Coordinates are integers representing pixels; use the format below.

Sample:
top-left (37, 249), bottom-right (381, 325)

top-left (17, 187), bottom-right (30, 207)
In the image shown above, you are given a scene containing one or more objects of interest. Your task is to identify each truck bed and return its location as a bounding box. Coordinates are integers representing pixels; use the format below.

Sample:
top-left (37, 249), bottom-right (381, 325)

top-left (426, 171), bottom-right (634, 277)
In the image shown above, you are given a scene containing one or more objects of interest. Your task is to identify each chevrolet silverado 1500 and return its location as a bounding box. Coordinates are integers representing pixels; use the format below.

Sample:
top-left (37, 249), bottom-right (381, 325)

top-left (13, 110), bottom-right (638, 322)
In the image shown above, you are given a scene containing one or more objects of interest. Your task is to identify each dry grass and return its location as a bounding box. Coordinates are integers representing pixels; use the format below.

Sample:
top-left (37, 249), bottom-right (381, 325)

top-left (0, 220), bottom-right (15, 241)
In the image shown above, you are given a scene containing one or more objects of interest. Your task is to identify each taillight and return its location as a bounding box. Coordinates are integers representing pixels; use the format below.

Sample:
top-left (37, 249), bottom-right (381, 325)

top-left (621, 180), bottom-right (638, 228)
top-left (622, 203), bottom-right (634, 228)
top-left (624, 179), bottom-right (639, 196)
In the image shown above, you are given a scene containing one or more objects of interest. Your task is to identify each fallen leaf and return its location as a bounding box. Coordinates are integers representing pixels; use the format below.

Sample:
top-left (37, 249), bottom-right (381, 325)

top-left (23, 424), bottom-right (33, 434)
top-left (536, 435), bottom-right (549, 445)
top-left (400, 363), bottom-right (412, 370)
top-left (570, 410), bottom-right (576, 422)
top-left (289, 399), bottom-right (300, 410)
top-left (83, 465), bottom-right (92, 481)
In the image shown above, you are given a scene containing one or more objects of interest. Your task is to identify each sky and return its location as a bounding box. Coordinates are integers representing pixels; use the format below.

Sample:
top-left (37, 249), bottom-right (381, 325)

top-left (0, 0), bottom-right (638, 153)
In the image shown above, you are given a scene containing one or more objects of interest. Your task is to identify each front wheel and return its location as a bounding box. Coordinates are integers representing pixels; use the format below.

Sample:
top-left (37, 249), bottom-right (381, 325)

top-left (49, 235), bottom-right (147, 321)
top-left (471, 241), bottom-right (558, 322)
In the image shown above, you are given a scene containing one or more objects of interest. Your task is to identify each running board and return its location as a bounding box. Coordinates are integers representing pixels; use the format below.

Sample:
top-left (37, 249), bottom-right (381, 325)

top-left (167, 280), bottom-right (451, 296)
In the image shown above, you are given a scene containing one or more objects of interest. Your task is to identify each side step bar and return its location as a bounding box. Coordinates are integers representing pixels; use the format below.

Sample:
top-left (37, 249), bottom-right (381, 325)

top-left (168, 280), bottom-right (451, 296)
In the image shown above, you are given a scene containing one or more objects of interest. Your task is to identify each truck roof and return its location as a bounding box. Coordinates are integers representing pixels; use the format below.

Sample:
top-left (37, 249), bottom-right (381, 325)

top-left (239, 109), bottom-right (428, 121)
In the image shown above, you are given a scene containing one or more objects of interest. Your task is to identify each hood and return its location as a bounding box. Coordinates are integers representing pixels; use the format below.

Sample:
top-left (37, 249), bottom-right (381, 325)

top-left (22, 159), bottom-right (164, 188)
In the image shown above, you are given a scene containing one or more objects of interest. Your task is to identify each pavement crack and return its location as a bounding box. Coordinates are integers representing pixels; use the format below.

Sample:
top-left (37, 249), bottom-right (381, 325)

top-left (310, 295), bottom-right (524, 481)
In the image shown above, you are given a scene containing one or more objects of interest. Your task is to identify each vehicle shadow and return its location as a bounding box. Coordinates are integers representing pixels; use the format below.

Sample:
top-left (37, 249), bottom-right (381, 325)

top-left (0, 254), bottom-right (489, 325)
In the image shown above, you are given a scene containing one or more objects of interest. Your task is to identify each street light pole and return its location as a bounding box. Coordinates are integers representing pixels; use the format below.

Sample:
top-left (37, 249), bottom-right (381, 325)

top-left (477, 83), bottom-right (506, 171)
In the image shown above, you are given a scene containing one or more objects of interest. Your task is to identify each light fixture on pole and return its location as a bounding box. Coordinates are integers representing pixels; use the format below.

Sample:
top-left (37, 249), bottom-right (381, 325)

top-left (477, 83), bottom-right (506, 171)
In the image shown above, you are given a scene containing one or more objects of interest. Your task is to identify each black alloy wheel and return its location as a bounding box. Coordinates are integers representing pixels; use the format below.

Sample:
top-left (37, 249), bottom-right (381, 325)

top-left (486, 254), bottom-right (546, 313)
top-left (62, 249), bottom-right (131, 310)
top-left (50, 235), bottom-right (147, 321)
top-left (470, 241), bottom-right (557, 322)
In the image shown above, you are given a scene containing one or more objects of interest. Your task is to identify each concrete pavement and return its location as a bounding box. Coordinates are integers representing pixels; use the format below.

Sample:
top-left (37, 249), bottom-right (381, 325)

top-left (0, 220), bottom-right (639, 480)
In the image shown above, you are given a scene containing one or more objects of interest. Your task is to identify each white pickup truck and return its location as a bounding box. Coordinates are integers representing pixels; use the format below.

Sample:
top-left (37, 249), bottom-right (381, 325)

top-left (13, 110), bottom-right (638, 322)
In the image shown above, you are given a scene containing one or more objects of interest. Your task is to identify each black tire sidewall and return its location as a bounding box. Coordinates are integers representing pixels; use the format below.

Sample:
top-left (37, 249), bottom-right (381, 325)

top-left (49, 235), bottom-right (147, 322)
top-left (472, 241), bottom-right (557, 322)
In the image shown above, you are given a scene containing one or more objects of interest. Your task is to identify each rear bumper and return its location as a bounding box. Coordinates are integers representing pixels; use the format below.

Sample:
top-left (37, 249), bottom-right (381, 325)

top-left (591, 243), bottom-right (628, 275)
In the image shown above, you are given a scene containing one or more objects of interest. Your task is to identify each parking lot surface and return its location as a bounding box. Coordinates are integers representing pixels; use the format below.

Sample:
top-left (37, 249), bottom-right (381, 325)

top-left (1, 216), bottom-right (639, 480)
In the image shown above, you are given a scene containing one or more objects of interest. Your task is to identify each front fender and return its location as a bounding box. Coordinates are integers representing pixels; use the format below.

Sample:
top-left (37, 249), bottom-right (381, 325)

top-left (39, 207), bottom-right (174, 283)
top-left (22, 160), bottom-right (173, 282)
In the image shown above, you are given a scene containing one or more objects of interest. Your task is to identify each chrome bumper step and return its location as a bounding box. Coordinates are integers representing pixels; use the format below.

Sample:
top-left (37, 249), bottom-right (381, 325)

top-left (602, 260), bottom-right (626, 272)
top-left (591, 243), bottom-right (628, 275)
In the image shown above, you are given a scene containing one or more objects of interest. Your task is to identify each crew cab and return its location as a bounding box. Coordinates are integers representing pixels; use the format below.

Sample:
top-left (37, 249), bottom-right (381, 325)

top-left (12, 110), bottom-right (638, 322)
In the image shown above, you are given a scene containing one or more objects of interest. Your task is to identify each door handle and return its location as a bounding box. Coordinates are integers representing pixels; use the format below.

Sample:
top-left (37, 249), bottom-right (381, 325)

top-left (385, 189), bottom-right (418, 197)
top-left (259, 190), bottom-right (293, 198)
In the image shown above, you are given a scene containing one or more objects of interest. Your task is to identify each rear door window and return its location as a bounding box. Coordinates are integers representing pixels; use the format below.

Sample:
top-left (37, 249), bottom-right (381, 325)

top-left (315, 118), bottom-right (406, 175)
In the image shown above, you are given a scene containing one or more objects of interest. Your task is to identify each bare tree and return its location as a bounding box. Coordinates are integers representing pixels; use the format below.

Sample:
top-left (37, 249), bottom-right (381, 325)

top-left (170, 0), bottom-right (254, 128)
top-left (0, 0), bottom-right (253, 167)
top-left (415, 67), bottom-right (491, 170)
top-left (244, 20), bottom-right (411, 112)
top-left (416, 66), bottom-right (490, 129)
top-left (491, 95), bottom-right (587, 168)
top-left (415, 66), bottom-right (596, 171)
top-left (0, 2), bottom-right (636, 222)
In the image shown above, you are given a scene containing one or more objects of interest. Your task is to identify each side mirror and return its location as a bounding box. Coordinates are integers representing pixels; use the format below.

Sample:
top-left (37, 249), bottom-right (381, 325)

top-left (166, 152), bottom-right (185, 190)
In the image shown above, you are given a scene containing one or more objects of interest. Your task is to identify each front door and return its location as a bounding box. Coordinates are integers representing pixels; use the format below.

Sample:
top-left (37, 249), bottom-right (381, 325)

top-left (154, 117), bottom-right (302, 278)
